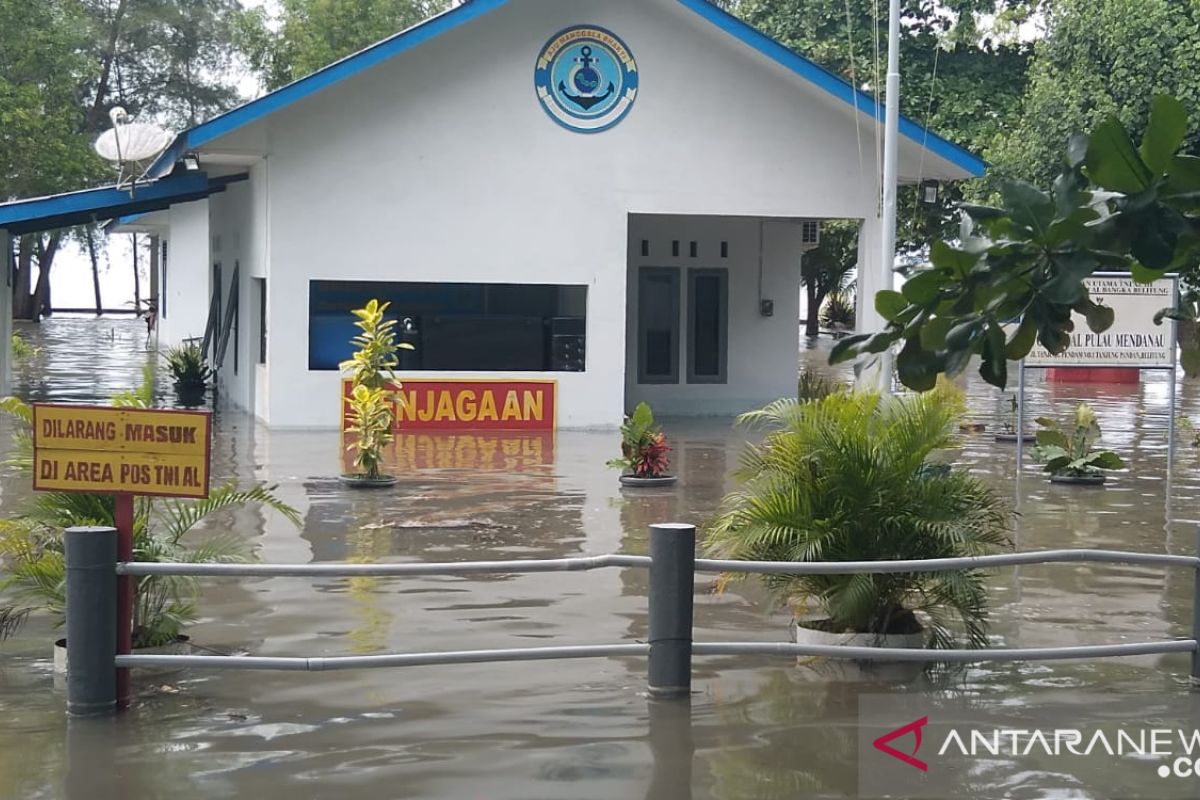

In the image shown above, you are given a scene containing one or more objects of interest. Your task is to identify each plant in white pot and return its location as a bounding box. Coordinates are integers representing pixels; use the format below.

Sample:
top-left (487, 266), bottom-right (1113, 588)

top-left (705, 389), bottom-right (1012, 654)
top-left (1034, 402), bottom-right (1125, 485)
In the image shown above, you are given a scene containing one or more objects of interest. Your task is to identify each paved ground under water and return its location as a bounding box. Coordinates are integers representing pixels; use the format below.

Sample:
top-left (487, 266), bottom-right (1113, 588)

top-left (2, 318), bottom-right (1200, 799)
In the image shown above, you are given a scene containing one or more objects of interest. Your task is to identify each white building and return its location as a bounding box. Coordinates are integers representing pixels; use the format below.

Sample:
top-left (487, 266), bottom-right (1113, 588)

top-left (0, 0), bottom-right (982, 429)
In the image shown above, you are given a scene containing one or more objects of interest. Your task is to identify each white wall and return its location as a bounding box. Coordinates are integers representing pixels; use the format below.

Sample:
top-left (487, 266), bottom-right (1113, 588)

top-left (159, 199), bottom-right (210, 347)
top-left (625, 215), bottom-right (802, 415)
top-left (197, 0), bottom-right (909, 427)
top-left (206, 172), bottom-right (270, 417)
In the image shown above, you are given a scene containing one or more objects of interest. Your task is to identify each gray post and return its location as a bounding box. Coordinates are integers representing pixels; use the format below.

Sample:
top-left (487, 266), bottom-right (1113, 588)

top-left (1193, 525), bottom-right (1200, 686)
top-left (648, 523), bottom-right (695, 698)
top-left (65, 526), bottom-right (118, 716)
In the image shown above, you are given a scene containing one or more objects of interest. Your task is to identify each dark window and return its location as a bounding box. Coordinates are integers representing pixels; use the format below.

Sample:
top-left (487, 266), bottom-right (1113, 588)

top-left (671, 240), bottom-right (680, 257)
top-left (720, 241), bottom-right (728, 259)
top-left (638, 268), bottom-right (680, 384)
top-left (641, 239), bottom-right (649, 257)
top-left (688, 269), bottom-right (728, 384)
top-left (689, 241), bottom-right (698, 258)
top-left (255, 278), bottom-right (267, 363)
top-left (308, 281), bottom-right (587, 372)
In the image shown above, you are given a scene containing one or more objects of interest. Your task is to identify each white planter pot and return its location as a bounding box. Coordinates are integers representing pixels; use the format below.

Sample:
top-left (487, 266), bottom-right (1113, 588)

top-left (53, 636), bottom-right (192, 675)
top-left (790, 619), bottom-right (927, 681)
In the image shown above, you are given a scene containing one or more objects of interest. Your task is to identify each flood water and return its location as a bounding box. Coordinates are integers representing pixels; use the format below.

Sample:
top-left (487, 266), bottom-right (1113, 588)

top-left (2, 317), bottom-right (1200, 799)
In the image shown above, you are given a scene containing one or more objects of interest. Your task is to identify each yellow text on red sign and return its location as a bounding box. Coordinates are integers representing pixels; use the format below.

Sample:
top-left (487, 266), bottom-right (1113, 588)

top-left (342, 379), bottom-right (556, 432)
top-left (33, 404), bottom-right (211, 498)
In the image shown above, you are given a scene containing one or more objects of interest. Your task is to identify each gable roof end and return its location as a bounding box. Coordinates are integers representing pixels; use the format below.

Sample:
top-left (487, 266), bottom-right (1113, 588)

top-left (146, 0), bottom-right (511, 179)
top-left (146, 0), bottom-right (983, 180)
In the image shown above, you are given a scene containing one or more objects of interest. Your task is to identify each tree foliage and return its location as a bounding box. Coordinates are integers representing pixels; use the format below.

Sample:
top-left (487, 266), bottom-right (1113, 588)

top-left (237, 0), bottom-right (451, 91)
top-left (990, 0), bottom-right (1200, 190)
top-left (834, 95), bottom-right (1200, 391)
top-left (734, 0), bottom-right (1035, 246)
top-left (801, 221), bottom-right (858, 337)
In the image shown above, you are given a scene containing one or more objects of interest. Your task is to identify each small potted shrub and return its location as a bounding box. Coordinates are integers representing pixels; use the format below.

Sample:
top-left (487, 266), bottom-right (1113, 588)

top-left (705, 389), bottom-right (1012, 656)
top-left (994, 394), bottom-right (1034, 443)
top-left (339, 299), bottom-right (413, 488)
top-left (608, 402), bottom-right (677, 487)
top-left (1034, 402), bottom-right (1125, 485)
top-left (165, 342), bottom-right (211, 407)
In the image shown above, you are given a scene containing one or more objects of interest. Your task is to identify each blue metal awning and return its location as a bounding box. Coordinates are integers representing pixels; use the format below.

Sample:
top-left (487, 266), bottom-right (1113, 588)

top-left (0, 172), bottom-right (247, 236)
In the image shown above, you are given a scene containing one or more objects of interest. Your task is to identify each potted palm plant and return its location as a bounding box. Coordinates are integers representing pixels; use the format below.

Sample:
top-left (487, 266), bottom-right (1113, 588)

top-left (1034, 402), bottom-right (1125, 485)
top-left (608, 402), bottom-right (677, 487)
top-left (0, 397), bottom-right (300, 670)
top-left (705, 389), bottom-right (1012, 652)
top-left (339, 299), bottom-right (414, 488)
top-left (165, 342), bottom-right (211, 407)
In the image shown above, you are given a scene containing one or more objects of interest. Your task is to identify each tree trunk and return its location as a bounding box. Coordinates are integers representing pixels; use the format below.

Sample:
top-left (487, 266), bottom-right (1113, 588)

top-left (13, 237), bottom-right (34, 320)
top-left (86, 228), bottom-right (103, 314)
top-left (86, 0), bottom-right (129, 131)
top-left (804, 285), bottom-right (827, 338)
top-left (33, 233), bottom-right (61, 319)
top-left (131, 233), bottom-right (140, 309)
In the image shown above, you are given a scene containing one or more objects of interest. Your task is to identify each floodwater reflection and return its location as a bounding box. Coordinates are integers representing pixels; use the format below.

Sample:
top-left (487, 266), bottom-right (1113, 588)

top-left (0, 318), bottom-right (1199, 798)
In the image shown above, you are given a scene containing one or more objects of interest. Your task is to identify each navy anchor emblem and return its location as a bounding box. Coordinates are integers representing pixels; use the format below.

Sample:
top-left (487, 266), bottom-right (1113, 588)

top-left (559, 46), bottom-right (614, 111)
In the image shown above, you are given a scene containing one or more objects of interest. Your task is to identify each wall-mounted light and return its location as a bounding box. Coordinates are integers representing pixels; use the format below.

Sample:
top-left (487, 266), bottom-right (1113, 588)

top-left (918, 179), bottom-right (940, 206)
top-left (182, 154), bottom-right (201, 171)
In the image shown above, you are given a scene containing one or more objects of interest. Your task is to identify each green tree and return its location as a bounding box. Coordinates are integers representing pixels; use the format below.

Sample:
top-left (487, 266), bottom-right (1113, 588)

top-left (801, 220), bottom-right (858, 337)
top-left (991, 0), bottom-right (1200, 190)
top-left (734, 0), bottom-right (1035, 246)
top-left (237, 0), bottom-right (451, 92)
top-left (833, 96), bottom-right (1200, 391)
top-left (84, 0), bottom-right (246, 130)
top-left (0, 0), bottom-right (104, 320)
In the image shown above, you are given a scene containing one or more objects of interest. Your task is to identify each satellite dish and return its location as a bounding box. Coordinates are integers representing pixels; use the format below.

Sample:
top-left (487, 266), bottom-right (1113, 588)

top-left (94, 121), bottom-right (173, 163)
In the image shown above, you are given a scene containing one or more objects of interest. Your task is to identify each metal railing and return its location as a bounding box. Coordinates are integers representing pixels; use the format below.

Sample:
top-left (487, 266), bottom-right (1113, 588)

top-left (62, 524), bottom-right (1200, 717)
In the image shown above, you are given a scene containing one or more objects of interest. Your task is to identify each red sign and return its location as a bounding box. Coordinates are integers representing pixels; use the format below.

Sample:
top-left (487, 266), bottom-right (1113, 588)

top-left (342, 379), bottom-right (557, 432)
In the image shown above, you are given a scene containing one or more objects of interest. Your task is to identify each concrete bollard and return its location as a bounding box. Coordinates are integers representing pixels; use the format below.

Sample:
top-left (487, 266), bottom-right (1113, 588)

top-left (647, 523), bottom-right (696, 698)
top-left (64, 526), bottom-right (118, 716)
top-left (1193, 527), bottom-right (1200, 686)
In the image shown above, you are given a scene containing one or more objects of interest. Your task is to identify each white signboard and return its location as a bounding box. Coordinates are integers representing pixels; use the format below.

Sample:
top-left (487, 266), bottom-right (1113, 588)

top-left (1024, 274), bottom-right (1178, 369)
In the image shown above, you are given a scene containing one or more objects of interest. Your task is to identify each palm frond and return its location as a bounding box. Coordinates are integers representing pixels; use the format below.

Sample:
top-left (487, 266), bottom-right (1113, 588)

top-left (158, 481), bottom-right (301, 542)
top-left (704, 390), bottom-right (1013, 647)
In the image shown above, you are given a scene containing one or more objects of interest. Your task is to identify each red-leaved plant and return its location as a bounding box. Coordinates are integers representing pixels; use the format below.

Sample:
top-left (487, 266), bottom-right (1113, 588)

top-left (608, 402), bottom-right (673, 478)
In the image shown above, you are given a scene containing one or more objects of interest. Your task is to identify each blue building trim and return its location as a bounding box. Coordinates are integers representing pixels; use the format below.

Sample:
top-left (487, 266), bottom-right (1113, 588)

top-left (148, 0), bottom-right (510, 178)
top-left (0, 172), bottom-right (246, 235)
top-left (673, 0), bottom-right (986, 177)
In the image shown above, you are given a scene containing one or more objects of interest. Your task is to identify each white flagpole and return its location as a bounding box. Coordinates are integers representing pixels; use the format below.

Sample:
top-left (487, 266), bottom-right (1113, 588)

top-left (878, 0), bottom-right (902, 395)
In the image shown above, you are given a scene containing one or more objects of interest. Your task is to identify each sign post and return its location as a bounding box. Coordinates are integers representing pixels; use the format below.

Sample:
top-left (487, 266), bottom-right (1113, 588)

top-left (32, 403), bottom-right (211, 708)
top-left (1016, 273), bottom-right (1180, 478)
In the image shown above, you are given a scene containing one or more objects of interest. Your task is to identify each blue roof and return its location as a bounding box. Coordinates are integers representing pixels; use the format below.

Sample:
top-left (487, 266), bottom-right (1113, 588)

top-left (674, 0), bottom-right (986, 177)
top-left (148, 0), bottom-right (982, 179)
top-left (0, 172), bottom-right (246, 235)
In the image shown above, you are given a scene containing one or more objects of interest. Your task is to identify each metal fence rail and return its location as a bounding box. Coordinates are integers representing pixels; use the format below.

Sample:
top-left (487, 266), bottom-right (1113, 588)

top-left (61, 523), bottom-right (1200, 717)
top-left (695, 549), bottom-right (1200, 575)
top-left (117, 554), bottom-right (652, 578)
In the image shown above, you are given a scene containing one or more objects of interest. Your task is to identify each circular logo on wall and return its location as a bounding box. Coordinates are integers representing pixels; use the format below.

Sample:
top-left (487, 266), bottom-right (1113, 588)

top-left (534, 26), bottom-right (638, 134)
